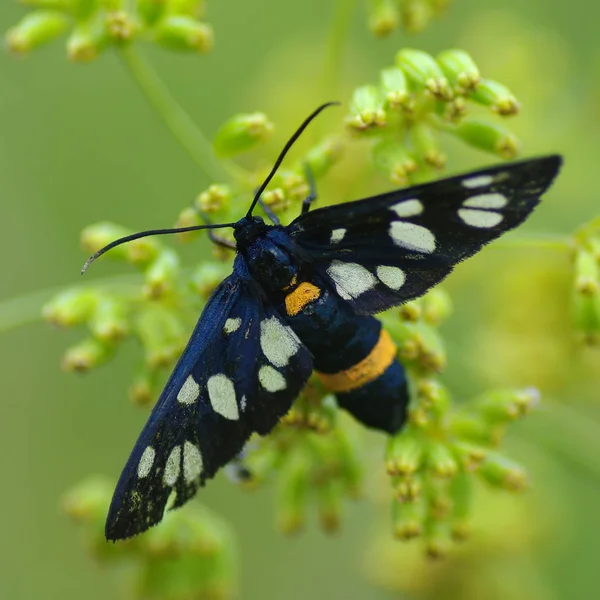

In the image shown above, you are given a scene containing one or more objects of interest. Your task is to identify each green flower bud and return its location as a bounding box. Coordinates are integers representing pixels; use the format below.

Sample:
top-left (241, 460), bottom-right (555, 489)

top-left (129, 366), bottom-right (158, 407)
top-left (190, 262), bottom-right (231, 299)
top-left (316, 479), bottom-right (342, 533)
top-left (368, 0), bottom-right (399, 38)
top-left (81, 222), bottom-right (160, 267)
top-left (143, 248), bottom-right (181, 299)
top-left (346, 85), bottom-right (387, 133)
top-left (277, 448), bottom-right (311, 534)
top-left (173, 207), bottom-right (202, 243)
top-left (195, 183), bottom-right (231, 213)
top-left (43, 288), bottom-right (98, 327)
top-left (105, 11), bottom-right (136, 44)
top-left (372, 138), bottom-right (418, 185)
top-left (470, 79), bottom-right (520, 116)
top-left (88, 296), bottom-right (129, 342)
top-left (244, 443), bottom-right (280, 484)
top-left (449, 413), bottom-right (497, 446)
top-left (386, 430), bottom-right (424, 475)
top-left (213, 112), bottom-right (274, 157)
top-left (63, 337), bottom-right (115, 372)
top-left (475, 387), bottom-right (540, 424)
top-left (424, 519), bottom-right (451, 558)
top-left (6, 10), bottom-right (69, 54)
top-left (449, 472), bottom-right (473, 540)
top-left (335, 427), bottom-right (363, 497)
top-left (392, 497), bottom-right (424, 539)
top-left (395, 48), bottom-right (452, 100)
top-left (393, 474), bottom-right (422, 502)
top-left (154, 15), bottom-right (213, 53)
top-left (67, 16), bottom-right (108, 63)
top-left (426, 441), bottom-right (458, 478)
top-left (304, 136), bottom-right (343, 179)
top-left (400, 0), bottom-right (433, 34)
top-left (380, 67), bottom-right (412, 111)
top-left (478, 452), bottom-right (528, 491)
top-left (409, 122), bottom-right (446, 169)
top-left (452, 441), bottom-right (487, 471)
top-left (573, 249), bottom-right (600, 343)
top-left (135, 305), bottom-right (187, 368)
top-left (421, 287), bottom-right (452, 325)
top-left (451, 119), bottom-right (520, 159)
top-left (398, 299), bottom-right (422, 322)
top-left (63, 476), bottom-right (113, 523)
top-left (436, 49), bottom-right (481, 94)
top-left (416, 379), bottom-right (450, 418)
top-left (137, 0), bottom-right (168, 26)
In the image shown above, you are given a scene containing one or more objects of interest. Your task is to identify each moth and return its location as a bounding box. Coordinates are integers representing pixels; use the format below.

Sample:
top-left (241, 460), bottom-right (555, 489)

top-left (83, 103), bottom-right (562, 540)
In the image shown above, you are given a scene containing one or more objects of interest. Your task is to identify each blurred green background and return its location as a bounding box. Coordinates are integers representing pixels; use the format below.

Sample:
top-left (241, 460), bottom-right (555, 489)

top-left (2, 0), bottom-right (600, 599)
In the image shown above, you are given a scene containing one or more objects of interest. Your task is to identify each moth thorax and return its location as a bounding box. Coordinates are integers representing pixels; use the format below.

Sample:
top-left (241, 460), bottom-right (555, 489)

top-left (247, 240), bottom-right (298, 291)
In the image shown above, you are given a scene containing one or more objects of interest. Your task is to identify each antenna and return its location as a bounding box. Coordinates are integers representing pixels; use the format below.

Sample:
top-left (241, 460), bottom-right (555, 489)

top-left (245, 101), bottom-right (339, 218)
top-left (81, 102), bottom-right (340, 274)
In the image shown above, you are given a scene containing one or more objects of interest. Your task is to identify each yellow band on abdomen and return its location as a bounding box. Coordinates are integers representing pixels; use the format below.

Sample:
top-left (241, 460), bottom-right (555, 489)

top-left (284, 282), bottom-right (321, 316)
top-left (316, 329), bottom-right (397, 393)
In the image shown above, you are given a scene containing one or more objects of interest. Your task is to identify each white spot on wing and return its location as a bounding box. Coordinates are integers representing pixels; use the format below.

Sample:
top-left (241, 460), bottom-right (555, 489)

top-left (458, 208), bottom-right (503, 228)
top-left (327, 261), bottom-right (377, 299)
top-left (462, 174), bottom-right (494, 188)
top-left (177, 375), bottom-right (200, 405)
top-left (376, 266), bottom-right (406, 290)
top-left (330, 228), bottom-right (346, 244)
top-left (163, 445), bottom-right (181, 486)
top-left (463, 193), bottom-right (507, 209)
top-left (389, 222), bottom-right (436, 253)
top-left (207, 374), bottom-right (239, 420)
top-left (259, 365), bottom-right (287, 392)
top-left (391, 199), bottom-right (423, 217)
top-left (260, 317), bottom-right (299, 368)
top-left (183, 441), bottom-right (203, 483)
top-left (224, 317), bottom-right (241, 334)
top-left (137, 446), bottom-right (155, 478)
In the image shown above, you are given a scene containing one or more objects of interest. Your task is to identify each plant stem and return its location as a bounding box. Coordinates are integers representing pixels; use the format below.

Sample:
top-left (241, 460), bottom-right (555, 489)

top-left (118, 45), bottom-right (238, 183)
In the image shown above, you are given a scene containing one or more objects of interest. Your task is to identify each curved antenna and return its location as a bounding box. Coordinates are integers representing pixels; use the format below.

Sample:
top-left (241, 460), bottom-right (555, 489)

top-left (246, 101), bottom-right (339, 218)
top-left (81, 222), bottom-right (236, 274)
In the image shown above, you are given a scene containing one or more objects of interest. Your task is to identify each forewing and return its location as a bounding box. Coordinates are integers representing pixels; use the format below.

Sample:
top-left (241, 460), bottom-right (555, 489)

top-left (289, 155), bottom-right (562, 314)
top-left (106, 269), bottom-right (312, 540)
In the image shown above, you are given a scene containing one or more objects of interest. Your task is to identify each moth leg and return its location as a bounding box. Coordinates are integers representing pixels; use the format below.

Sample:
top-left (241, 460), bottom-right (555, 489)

top-left (257, 198), bottom-right (281, 225)
top-left (301, 162), bottom-right (318, 215)
top-left (198, 210), bottom-right (237, 249)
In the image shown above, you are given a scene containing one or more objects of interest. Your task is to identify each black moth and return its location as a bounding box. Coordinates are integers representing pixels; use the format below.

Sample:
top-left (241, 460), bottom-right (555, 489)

top-left (83, 103), bottom-right (562, 540)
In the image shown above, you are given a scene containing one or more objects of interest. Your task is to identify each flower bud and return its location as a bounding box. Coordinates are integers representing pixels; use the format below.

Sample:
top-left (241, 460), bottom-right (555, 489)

top-left (393, 474), bottom-right (422, 502)
top-left (426, 441), bottom-right (458, 478)
top-left (173, 207), bottom-right (202, 243)
top-left (63, 476), bottom-right (113, 523)
top-left (316, 479), bottom-right (341, 533)
top-left (277, 448), bottom-right (311, 534)
top-left (304, 136), bottom-right (343, 179)
top-left (368, 0), bottom-right (399, 38)
top-left (449, 472), bottom-right (473, 540)
top-left (154, 15), bottom-right (213, 53)
top-left (372, 138), bottom-right (418, 185)
top-left (451, 119), bottom-right (520, 159)
top-left (346, 85), bottom-right (387, 133)
top-left (129, 367), bottom-right (158, 407)
top-left (380, 67), bottom-right (412, 112)
top-left (6, 10), bottom-right (69, 54)
top-left (409, 122), bottom-right (446, 169)
top-left (470, 79), bottom-right (520, 116)
top-left (195, 183), bottom-right (231, 213)
top-left (143, 248), bottom-right (181, 299)
top-left (135, 305), bottom-right (186, 368)
top-left (436, 49), bottom-right (480, 93)
top-left (424, 519), bottom-right (451, 558)
top-left (63, 337), bottom-right (115, 372)
top-left (573, 249), bottom-right (600, 343)
top-left (81, 222), bottom-right (160, 267)
top-left (416, 379), bottom-right (450, 418)
top-left (190, 262), bottom-right (231, 299)
top-left (213, 112), bottom-right (274, 157)
top-left (386, 431), bottom-right (424, 475)
top-left (400, 0), bottom-right (433, 34)
top-left (478, 452), bottom-right (528, 491)
top-left (392, 497), bottom-right (423, 539)
top-left (105, 11), bottom-right (136, 44)
top-left (395, 48), bottom-right (452, 100)
top-left (67, 17), bottom-right (107, 63)
top-left (421, 287), bottom-right (452, 325)
top-left (475, 387), bottom-right (540, 424)
top-left (43, 288), bottom-right (98, 327)
top-left (88, 296), bottom-right (130, 342)
top-left (452, 441), bottom-right (487, 471)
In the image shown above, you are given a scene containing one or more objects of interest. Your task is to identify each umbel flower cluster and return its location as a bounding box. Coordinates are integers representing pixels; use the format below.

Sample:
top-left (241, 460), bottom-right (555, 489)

top-left (5, 2), bottom-right (588, 598)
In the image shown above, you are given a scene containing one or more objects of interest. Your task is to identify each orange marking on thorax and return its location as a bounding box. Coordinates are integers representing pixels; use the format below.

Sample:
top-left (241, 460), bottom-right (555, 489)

top-left (316, 329), bottom-right (397, 393)
top-left (284, 282), bottom-right (321, 316)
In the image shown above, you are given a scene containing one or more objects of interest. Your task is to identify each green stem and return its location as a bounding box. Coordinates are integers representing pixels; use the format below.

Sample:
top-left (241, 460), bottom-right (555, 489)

top-left (118, 45), bottom-right (238, 183)
top-left (322, 0), bottom-right (356, 101)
